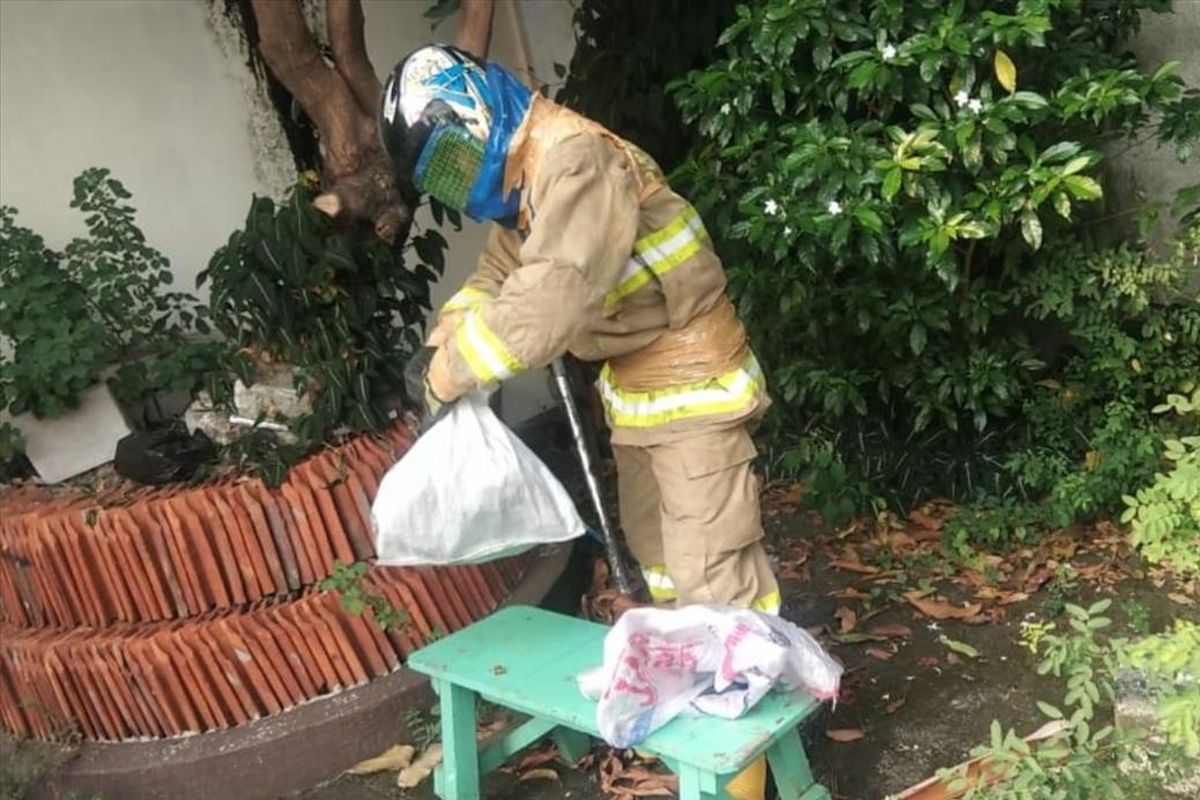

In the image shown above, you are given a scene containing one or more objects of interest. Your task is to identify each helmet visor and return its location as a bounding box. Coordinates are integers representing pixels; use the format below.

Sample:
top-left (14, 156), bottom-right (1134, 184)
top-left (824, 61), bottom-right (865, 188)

top-left (413, 121), bottom-right (485, 213)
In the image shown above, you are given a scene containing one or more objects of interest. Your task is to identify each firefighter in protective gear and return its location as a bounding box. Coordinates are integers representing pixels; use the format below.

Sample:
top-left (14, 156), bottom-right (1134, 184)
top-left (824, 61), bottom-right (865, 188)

top-left (382, 49), bottom-right (778, 793)
top-left (383, 42), bottom-right (781, 614)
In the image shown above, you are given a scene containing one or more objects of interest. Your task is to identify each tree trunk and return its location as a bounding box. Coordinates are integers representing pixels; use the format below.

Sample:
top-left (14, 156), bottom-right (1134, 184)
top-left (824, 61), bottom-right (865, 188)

top-left (249, 0), bottom-right (494, 244)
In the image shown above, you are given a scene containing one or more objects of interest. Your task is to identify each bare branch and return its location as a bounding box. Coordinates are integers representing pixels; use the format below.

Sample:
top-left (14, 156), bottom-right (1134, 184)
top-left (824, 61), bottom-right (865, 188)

top-left (455, 0), bottom-right (495, 60)
top-left (325, 0), bottom-right (383, 117)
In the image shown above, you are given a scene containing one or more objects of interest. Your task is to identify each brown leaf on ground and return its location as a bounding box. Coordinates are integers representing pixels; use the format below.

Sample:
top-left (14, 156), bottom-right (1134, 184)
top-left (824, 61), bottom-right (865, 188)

top-left (908, 509), bottom-right (943, 532)
top-left (830, 560), bottom-right (882, 575)
top-left (869, 623), bottom-right (914, 638)
top-left (906, 594), bottom-right (983, 620)
top-left (519, 768), bottom-right (561, 782)
top-left (835, 606), bottom-right (859, 633)
top-left (866, 647), bottom-right (895, 661)
top-left (884, 696), bottom-right (907, 715)
top-left (826, 728), bottom-right (867, 743)
top-left (917, 656), bottom-right (940, 669)
top-left (1168, 593), bottom-right (1196, 607)
top-left (511, 745), bottom-right (560, 772)
top-left (832, 587), bottom-right (871, 599)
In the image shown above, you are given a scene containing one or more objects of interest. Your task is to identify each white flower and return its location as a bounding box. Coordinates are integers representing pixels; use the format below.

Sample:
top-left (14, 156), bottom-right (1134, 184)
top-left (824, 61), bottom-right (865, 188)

top-left (784, 225), bottom-right (793, 236)
top-left (764, 198), bottom-right (781, 216)
top-left (720, 102), bottom-right (732, 115)
top-left (968, 98), bottom-right (983, 113)
top-left (954, 90), bottom-right (970, 107)
top-left (1165, 331), bottom-right (1176, 343)
top-left (926, 621), bottom-right (941, 632)
top-left (880, 44), bottom-right (897, 62)
top-left (827, 200), bottom-right (843, 216)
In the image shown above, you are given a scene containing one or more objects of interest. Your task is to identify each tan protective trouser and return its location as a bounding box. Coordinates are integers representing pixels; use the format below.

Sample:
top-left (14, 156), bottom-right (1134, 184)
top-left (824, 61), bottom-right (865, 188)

top-left (614, 426), bottom-right (780, 613)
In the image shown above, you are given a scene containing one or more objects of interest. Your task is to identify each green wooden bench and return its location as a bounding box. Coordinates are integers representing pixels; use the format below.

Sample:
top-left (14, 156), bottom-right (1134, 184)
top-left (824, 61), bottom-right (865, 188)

top-left (407, 605), bottom-right (831, 800)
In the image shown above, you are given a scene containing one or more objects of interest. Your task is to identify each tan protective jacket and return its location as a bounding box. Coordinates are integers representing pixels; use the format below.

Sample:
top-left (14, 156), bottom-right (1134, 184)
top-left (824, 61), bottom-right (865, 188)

top-left (439, 96), bottom-right (769, 445)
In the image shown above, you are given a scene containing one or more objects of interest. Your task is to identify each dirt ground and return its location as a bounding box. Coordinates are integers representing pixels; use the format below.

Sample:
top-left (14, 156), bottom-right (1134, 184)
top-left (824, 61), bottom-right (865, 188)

top-left (291, 495), bottom-right (1199, 800)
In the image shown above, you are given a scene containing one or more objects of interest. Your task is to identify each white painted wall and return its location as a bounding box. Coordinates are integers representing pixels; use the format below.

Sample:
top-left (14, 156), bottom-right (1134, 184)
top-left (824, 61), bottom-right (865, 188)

top-left (0, 0), bottom-right (577, 423)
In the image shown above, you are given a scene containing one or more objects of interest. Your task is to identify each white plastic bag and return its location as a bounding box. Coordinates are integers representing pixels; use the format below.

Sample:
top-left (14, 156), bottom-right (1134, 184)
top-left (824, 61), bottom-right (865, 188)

top-left (372, 392), bottom-right (585, 566)
top-left (577, 605), bottom-right (843, 747)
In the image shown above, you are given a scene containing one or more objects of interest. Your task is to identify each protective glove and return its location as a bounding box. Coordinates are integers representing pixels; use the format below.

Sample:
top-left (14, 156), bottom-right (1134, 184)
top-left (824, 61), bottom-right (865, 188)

top-left (403, 346), bottom-right (453, 433)
top-left (425, 310), bottom-right (463, 348)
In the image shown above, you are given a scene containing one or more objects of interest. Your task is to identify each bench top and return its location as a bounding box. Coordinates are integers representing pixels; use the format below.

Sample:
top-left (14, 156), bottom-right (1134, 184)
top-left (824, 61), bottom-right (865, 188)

top-left (407, 605), bottom-right (820, 774)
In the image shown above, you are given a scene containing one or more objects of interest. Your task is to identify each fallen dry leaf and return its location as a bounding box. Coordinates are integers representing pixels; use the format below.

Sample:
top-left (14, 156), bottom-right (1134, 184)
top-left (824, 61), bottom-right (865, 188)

top-left (1168, 593), bottom-right (1196, 607)
top-left (866, 647), bottom-right (895, 661)
top-left (518, 768), bottom-right (560, 783)
top-left (835, 606), bottom-right (859, 633)
top-left (397, 744), bottom-right (442, 789)
top-left (906, 595), bottom-right (983, 620)
top-left (917, 656), bottom-right (940, 669)
top-left (869, 623), bottom-right (914, 638)
top-left (884, 696), bottom-right (907, 715)
top-left (830, 560), bottom-right (882, 575)
top-left (909, 509), bottom-right (943, 532)
top-left (826, 728), bottom-right (866, 743)
top-left (347, 743), bottom-right (415, 775)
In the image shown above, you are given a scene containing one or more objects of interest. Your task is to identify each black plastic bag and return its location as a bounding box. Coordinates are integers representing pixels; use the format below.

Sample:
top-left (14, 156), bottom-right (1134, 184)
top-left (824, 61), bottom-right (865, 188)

top-left (114, 427), bottom-right (215, 485)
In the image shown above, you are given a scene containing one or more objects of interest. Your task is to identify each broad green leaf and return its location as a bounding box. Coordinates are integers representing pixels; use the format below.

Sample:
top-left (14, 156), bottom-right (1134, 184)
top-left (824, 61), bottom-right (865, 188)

top-left (1020, 210), bottom-right (1043, 250)
top-left (1064, 175), bottom-right (1103, 201)
top-left (994, 50), bottom-right (1017, 93)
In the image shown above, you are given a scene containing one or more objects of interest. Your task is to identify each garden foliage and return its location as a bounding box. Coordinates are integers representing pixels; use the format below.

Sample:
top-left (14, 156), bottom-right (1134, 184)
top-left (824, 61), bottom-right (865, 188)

top-left (0, 169), bottom-right (218, 457)
top-left (666, 0), bottom-right (1199, 526)
top-left (198, 176), bottom-right (450, 482)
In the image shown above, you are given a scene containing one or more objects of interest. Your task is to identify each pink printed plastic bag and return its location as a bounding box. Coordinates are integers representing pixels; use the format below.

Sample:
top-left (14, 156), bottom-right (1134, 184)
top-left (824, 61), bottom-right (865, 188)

top-left (577, 606), bottom-right (842, 748)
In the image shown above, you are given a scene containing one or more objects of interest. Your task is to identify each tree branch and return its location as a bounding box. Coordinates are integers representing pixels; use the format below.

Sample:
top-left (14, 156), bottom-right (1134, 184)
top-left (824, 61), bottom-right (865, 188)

top-left (455, 0), bottom-right (495, 60)
top-left (325, 0), bottom-right (382, 117)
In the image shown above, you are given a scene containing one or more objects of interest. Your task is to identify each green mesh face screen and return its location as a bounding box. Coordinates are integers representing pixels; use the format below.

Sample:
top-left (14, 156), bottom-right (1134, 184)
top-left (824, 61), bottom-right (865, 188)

top-left (415, 124), bottom-right (485, 213)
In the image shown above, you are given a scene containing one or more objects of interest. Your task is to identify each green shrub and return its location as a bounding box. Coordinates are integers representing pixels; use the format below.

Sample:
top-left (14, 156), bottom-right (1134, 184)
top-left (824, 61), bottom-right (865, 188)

top-left (1122, 388), bottom-right (1200, 575)
top-left (199, 179), bottom-right (448, 481)
top-left (947, 603), bottom-right (1199, 799)
top-left (0, 168), bottom-right (217, 423)
top-left (671, 0), bottom-right (1200, 509)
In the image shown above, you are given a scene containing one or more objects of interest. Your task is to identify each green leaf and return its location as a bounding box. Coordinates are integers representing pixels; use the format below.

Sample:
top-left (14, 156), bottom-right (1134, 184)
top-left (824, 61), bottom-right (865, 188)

top-left (910, 324), bottom-right (927, 355)
top-left (1020, 210), bottom-right (1042, 250)
top-left (853, 207), bottom-right (883, 233)
top-left (882, 168), bottom-right (903, 200)
top-left (940, 633), bottom-right (979, 662)
top-left (1037, 701), bottom-right (1064, 719)
top-left (1063, 175), bottom-right (1103, 201)
top-left (994, 49), bottom-right (1017, 93)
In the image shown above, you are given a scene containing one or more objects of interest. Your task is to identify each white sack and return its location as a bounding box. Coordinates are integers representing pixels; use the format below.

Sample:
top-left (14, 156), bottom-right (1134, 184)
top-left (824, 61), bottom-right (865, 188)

top-left (578, 605), bottom-right (843, 747)
top-left (372, 392), bottom-right (585, 566)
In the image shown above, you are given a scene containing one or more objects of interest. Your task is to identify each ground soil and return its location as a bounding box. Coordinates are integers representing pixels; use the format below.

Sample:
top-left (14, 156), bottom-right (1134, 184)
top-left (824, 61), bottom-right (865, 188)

top-left (289, 500), bottom-right (1199, 800)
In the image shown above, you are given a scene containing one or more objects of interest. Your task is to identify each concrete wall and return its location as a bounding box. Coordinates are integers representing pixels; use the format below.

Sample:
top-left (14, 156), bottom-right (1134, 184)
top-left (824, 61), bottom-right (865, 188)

top-left (0, 0), bottom-right (576, 422)
top-left (1107, 3), bottom-right (1200, 247)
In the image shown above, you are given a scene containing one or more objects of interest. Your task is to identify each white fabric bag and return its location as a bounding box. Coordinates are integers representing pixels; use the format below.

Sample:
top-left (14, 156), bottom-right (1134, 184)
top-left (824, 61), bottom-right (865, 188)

top-left (372, 392), bottom-right (585, 566)
top-left (578, 605), bottom-right (843, 747)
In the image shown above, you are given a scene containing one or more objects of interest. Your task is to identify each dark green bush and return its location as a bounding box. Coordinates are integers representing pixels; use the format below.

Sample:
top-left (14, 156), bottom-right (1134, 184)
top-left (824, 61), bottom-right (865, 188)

top-left (670, 0), bottom-right (1200, 515)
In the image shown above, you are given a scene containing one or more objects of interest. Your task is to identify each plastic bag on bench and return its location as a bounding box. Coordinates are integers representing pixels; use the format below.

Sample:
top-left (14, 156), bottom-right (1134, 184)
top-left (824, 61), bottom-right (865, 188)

top-left (577, 605), bottom-right (843, 747)
top-left (372, 391), bottom-right (585, 566)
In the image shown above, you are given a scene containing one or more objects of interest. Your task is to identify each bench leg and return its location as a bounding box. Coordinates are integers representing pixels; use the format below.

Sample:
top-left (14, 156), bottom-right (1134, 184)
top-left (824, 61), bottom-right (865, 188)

top-left (678, 764), bottom-right (721, 800)
top-left (551, 727), bottom-right (592, 764)
top-left (435, 680), bottom-right (481, 800)
top-left (766, 727), bottom-right (830, 800)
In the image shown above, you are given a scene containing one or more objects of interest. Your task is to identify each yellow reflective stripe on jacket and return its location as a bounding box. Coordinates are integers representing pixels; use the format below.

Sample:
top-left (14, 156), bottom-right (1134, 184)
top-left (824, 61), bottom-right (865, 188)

top-left (641, 565), bottom-right (678, 602)
top-left (605, 205), bottom-right (709, 307)
top-left (455, 312), bottom-right (524, 385)
top-left (598, 353), bottom-right (765, 428)
top-left (442, 286), bottom-right (492, 314)
top-left (752, 590), bottom-right (782, 615)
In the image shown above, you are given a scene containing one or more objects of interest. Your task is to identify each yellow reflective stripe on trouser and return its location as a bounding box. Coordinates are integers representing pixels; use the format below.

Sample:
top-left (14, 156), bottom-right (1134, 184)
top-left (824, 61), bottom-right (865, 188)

top-left (605, 205), bottom-right (709, 307)
top-left (752, 590), bottom-right (782, 615)
top-left (598, 353), bottom-right (765, 429)
top-left (454, 312), bottom-right (524, 385)
top-left (441, 286), bottom-right (492, 314)
top-left (641, 565), bottom-right (678, 602)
